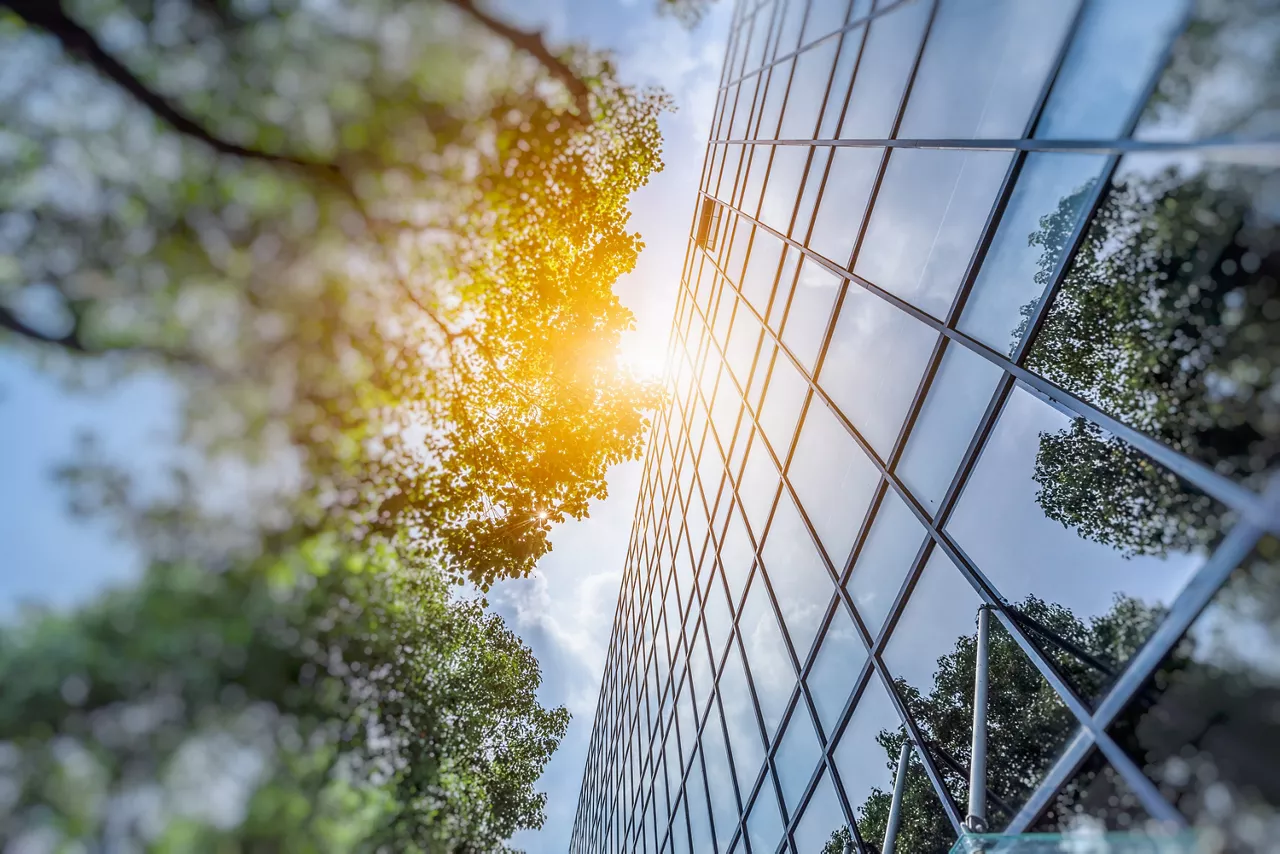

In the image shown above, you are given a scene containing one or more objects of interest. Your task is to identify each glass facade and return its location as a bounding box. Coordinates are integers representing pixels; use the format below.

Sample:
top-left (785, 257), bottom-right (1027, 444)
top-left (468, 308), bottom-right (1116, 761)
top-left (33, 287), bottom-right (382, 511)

top-left (572, 1), bottom-right (1280, 852)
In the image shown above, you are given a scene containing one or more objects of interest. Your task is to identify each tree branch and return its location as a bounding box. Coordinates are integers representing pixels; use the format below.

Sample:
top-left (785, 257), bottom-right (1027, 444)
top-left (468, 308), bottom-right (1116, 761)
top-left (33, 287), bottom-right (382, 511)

top-left (440, 0), bottom-right (593, 120)
top-left (2, 0), bottom-right (345, 183)
top-left (0, 302), bottom-right (210, 367)
top-left (0, 304), bottom-right (88, 352)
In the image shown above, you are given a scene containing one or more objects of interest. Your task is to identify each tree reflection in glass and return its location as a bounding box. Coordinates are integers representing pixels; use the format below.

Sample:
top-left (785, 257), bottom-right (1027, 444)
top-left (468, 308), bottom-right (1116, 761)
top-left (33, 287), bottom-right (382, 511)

top-left (1023, 155), bottom-right (1280, 486)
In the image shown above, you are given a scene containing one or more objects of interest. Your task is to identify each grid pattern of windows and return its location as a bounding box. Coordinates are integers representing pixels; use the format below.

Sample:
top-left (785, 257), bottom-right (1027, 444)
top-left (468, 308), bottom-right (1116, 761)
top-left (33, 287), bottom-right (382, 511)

top-left (572, 1), bottom-right (1280, 852)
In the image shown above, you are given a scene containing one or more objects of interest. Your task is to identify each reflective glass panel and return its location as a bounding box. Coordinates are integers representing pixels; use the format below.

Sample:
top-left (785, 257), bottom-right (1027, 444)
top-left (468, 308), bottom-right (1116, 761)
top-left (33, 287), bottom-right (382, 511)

top-left (738, 431), bottom-right (780, 538)
top-left (739, 570), bottom-right (797, 740)
top-left (804, 602), bottom-right (866, 738)
top-left (1107, 536), bottom-right (1280, 849)
top-left (755, 61), bottom-right (791, 141)
top-left (838, 0), bottom-right (932, 139)
top-left (834, 672), bottom-right (954, 852)
top-left (821, 286), bottom-right (938, 457)
top-left (758, 351), bottom-right (809, 457)
top-left (762, 148), bottom-right (811, 234)
top-left (1135, 0), bottom-right (1280, 141)
top-left (897, 341), bottom-right (1003, 514)
top-left (1031, 753), bottom-right (1159, 836)
top-left (704, 713), bottom-right (742, 848)
top-left (762, 488), bottom-right (835, 662)
top-left (1026, 154), bottom-right (1280, 485)
top-left (787, 398), bottom-right (880, 568)
top-left (792, 770), bottom-right (850, 853)
top-left (803, 0), bottom-right (855, 44)
top-left (960, 153), bottom-right (1108, 356)
top-left (807, 147), bottom-right (883, 267)
top-left (780, 259), bottom-right (841, 373)
top-left (857, 149), bottom-right (1012, 319)
top-left (779, 40), bottom-right (840, 140)
top-left (705, 568), bottom-right (736, 668)
top-left (774, 705), bottom-right (822, 815)
top-left (721, 642), bottom-right (768, 795)
top-left (743, 231), bottom-right (786, 313)
top-left (688, 756), bottom-right (718, 853)
top-left (948, 386), bottom-right (1231, 700)
top-left (1035, 0), bottom-right (1189, 139)
top-left (899, 0), bottom-right (1077, 139)
top-left (721, 506), bottom-right (756, 609)
top-left (846, 487), bottom-right (927, 636)
top-left (815, 22), bottom-right (863, 139)
top-left (747, 781), bottom-right (786, 854)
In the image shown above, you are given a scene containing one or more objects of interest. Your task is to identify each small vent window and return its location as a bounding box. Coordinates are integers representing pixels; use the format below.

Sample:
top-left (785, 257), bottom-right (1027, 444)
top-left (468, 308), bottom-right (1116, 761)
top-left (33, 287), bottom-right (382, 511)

top-left (696, 197), bottom-right (722, 251)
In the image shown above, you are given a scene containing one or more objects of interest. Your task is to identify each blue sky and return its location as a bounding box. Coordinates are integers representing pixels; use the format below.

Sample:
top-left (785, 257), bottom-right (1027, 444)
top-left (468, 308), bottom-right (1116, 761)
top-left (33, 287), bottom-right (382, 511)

top-left (0, 1), bottom-right (730, 851)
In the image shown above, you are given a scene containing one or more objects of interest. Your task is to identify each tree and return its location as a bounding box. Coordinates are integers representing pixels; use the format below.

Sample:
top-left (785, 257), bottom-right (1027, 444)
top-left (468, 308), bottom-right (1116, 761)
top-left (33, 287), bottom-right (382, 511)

top-left (0, 0), bottom-right (669, 587)
top-left (1020, 161), bottom-right (1277, 556)
top-left (0, 538), bottom-right (569, 852)
top-left (848, 596), bottom-right (1165, 853)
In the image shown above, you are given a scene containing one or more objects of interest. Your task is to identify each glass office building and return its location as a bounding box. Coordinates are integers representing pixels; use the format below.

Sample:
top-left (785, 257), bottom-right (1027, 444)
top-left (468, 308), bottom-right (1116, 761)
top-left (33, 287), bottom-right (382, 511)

top-left (572, 0), bottom-right (1279, 851)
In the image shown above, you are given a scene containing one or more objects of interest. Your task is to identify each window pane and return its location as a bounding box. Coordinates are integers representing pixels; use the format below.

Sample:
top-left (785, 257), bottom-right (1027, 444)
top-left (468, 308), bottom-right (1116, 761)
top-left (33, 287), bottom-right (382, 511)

top-left (747, 781), bottom-right (785, 854)
top-left (1134, 0), bottom-right (1280, 141)
top-left (947, 386), bottom-right (1232, 701)
top-left (805, 603), bottom-right (867, 738)
top-left (738, 431), bottom-right (780, 538)
top-left (960, 153), bottom-right (1108, 356)
top-left (1030, 749), bottom-right (1155, 835)
top-left (793, 770), bottom-right (850, 854)
top-left (755, 60), bottom-right (791, 141)
top-left (743, 230), bottom-right (786, 314)
top-left (846, 487), bottom-right (927, 636)
top-left (774, 706), bottom-right (822, 814)
top-left (898, 0), bottom-right (1077, 139)
top-left (821, 287), bottom-right (938, 457)
top-left (758, 352), bottom-right (809, 459)
top-left (806, 147), bottom-right (882, 267)
top-left (760, 145), bottom-right (809, 233)
top-left (779, 40), bottom-right (840, 140)
top-left (897, 341), bottom-right (1003, 514)
top-left (787, 399), bottom-right (880, 567)
top-left (780, 259), bottom-right (841, 373)
top-left (1107, 536), bottom-right (1280, 849)
top-left (704, 714), bottom-right (742, 848)
top-left (720, 506), bottom-right (756, 610)
top-left (688, 756), bottom-right (718, 853)
top-left (856, 148), bottom-right (1012, 319)
top-left (739, 569), bottom-right (796, 739)
top-left (833, 672), bottom-right (954, 853)
top-left (1025, 153), bottom-right (1280, 485)
top-left (837, 0), bottom-right (931, 139)
top-left (803, 0), bottom-right (856, 44)
top-left (1035, 0), bottom-right (1189, 139)
top-left (762, 488), bottom-right (835, 662)
top-left (721, 642), bottom-right (767, 796)
top-left (815, 21), bottom-right (864, 139)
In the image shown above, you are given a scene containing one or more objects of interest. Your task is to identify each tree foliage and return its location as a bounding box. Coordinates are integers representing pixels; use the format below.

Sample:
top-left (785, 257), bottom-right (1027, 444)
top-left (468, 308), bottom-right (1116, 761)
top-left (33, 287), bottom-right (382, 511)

top-left (0, 0), bottom-right (670, 587)
top-left (0, 541), bottom-right (569, 851)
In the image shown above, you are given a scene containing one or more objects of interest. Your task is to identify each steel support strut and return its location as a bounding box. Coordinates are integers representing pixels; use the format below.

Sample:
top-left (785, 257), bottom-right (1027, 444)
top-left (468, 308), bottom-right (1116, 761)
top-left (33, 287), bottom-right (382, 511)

top-left (967, 605), bottom-right (992, 833)
top-left (883, 741), bottom-right (913, 854)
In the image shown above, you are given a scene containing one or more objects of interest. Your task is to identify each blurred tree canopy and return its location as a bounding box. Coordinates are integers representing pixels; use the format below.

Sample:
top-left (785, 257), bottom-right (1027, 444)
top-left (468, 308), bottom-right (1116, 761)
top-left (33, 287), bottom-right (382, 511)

top-left (0, 540), bottom-right (569, 851)
top-left (0, 0), bottom-right (679, 848)
top-left (0, 0), bottom-right (671, 588)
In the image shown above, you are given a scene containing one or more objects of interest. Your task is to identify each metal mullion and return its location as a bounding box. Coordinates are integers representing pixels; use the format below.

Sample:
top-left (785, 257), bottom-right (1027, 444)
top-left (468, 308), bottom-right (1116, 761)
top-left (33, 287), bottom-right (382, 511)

top-left (707, 136), bottom-right (1280, 157)
top-left (720, 0), bottom-right (918, 93)
top-left (695, 190), bottom-right (1275, 528)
